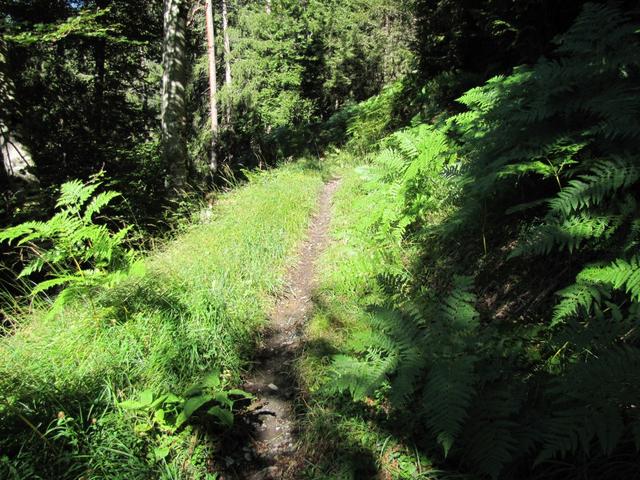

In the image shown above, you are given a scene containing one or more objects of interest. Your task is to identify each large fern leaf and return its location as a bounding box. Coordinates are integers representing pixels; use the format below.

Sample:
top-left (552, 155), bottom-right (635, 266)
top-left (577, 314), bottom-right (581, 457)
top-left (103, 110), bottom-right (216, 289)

top-left (578, 256), bottom-right (640, 302)
top-left (420, 356), bottom-right (476, 457)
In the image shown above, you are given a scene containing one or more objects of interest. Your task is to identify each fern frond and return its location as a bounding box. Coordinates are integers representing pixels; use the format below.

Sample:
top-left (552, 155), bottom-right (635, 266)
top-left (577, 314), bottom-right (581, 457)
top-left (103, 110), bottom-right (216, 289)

top-left (392, 130), bottom-right (420, 160)
top-left (511, 213), bottom-right (616, 258)
top-left (56, 179), bottom-right (101, 212)
top-left (0, 221), bottom-right (41, 244)
top-left (578, 256), bottom-right (640, 302)
top-left (439, 275), bottom-right (479, 331)
top-left (626, 219), bottom-right (640, 252)
top-left (30, 276), bottom-right (78, 295)
top-left (83, 191), bottom-right (121, 222)
top-left (548, 158), bottom-right (640, 217)
top-left (463, 388), bottom-right (522, 479)
top-left (535, 407), bottom-right (594, 465)
top-left (555, 3), bottom-right (637, 56)
top-left (552, 282), bottom-right (609, 325)
top-left (539, 347), bottom-right (640, 463)
top-left (376, 309), bottom-right (429, 407)
top-left (421, 356), bottom-right (476, 457)
top-left (331, 353), bottom-right (392, 401)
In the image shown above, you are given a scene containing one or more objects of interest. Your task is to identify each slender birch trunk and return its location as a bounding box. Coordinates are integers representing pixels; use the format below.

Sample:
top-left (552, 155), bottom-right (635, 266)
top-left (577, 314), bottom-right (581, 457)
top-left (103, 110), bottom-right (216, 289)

top-left (266, 0), bottom-right (271, 15)
top-left (205, 0), bottom-right (219, 173)
top-left (221, 0), bottom-right (232, 125)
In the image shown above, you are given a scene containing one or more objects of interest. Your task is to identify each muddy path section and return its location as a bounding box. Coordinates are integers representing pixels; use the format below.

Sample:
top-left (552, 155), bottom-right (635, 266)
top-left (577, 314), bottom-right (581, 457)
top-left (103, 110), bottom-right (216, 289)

top-left (218, 178), bottom-right (340, 480)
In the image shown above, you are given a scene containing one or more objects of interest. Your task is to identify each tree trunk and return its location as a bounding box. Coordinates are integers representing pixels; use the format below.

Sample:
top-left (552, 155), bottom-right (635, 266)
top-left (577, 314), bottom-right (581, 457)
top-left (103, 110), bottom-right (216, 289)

top-left (94, 0), bottom-right (108, 140)
top-left (266, 0), bottom-right (271, 15)
top-left (92, 37), bottom-right (106, 153)
top-left (0, 39), bottom-right (37, 185)
top-left (221, 0), bottom-right (232, 125)
top-left (161, 0), bottom-right (189, 189)
top-left (205, 0), bottom-right (219, 174)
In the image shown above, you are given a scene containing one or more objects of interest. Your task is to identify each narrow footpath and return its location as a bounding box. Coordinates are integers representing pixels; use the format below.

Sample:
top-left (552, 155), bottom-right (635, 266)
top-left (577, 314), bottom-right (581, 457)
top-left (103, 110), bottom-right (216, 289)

top-left (219, 179), bottom-right (340, 480)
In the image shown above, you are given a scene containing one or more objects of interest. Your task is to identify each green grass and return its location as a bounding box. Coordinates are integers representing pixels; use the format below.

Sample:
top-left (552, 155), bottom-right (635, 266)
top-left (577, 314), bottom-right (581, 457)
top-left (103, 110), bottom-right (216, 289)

top-left (0, 163), bottom-right (324, 479)
top-left (297, 162), bottom-right (450, 480)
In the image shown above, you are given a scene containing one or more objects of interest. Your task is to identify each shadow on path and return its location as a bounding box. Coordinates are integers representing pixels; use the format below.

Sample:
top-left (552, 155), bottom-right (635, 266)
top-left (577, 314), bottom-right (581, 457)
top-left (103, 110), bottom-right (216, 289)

top-left (217, 179), bottom-right (341, 480)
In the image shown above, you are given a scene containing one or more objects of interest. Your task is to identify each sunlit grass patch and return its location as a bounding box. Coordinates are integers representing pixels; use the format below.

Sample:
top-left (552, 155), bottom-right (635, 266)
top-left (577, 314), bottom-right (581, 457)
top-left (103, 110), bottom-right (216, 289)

top-left (0, 165), bottom-right (324, 479)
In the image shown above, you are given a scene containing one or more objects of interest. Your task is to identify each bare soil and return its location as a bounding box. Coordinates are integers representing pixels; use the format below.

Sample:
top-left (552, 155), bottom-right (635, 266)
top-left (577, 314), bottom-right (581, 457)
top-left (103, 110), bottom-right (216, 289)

top-left (217, 179), bottom-right (340, 480)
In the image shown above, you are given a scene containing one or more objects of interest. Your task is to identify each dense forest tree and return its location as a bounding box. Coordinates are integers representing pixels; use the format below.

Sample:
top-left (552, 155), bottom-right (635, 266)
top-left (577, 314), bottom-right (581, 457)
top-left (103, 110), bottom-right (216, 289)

top-left (0, 0), bottom-right (163, 224)
top-left (208, 0), bottom-right (414, 165)
top-left (0, 0), bottom-right (413, 217)
top-left (221, 0), bottom-right (231, 125)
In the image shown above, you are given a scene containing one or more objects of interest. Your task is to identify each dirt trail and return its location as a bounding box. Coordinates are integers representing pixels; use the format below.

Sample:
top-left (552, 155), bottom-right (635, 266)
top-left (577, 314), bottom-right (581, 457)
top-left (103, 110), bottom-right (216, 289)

top-left (218, 179), bottom-right (340, 480)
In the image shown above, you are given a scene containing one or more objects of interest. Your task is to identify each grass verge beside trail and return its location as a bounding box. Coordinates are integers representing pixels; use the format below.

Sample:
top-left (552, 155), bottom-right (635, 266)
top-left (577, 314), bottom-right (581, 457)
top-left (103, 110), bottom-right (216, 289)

top-left (0, 163), bottom-right (324, 480)
top-left (298, 162), bottom-right (440, 480)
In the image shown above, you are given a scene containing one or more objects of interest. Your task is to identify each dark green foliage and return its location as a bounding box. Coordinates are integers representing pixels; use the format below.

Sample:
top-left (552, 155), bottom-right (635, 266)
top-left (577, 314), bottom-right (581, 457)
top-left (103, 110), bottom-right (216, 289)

top-left (448, 2), bottom-right (640, 333)
top-left (1, 0), bottom-right (164, 224)
top-left (331, 4), bottom-right (640, 478)
top-left (200, 0), bottom-right (414, 167)
top-left (413, 0), bottom-right (593, 80)
top-left (3, 7), bottom-right (140, 46)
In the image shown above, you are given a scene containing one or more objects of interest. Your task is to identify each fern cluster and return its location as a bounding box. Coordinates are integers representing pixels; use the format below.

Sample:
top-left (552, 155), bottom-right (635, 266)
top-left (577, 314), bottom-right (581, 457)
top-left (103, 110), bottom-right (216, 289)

top-left (0, 173), bottom-right (135, 312)
top-left (332, 4), bottom-right (640, 479)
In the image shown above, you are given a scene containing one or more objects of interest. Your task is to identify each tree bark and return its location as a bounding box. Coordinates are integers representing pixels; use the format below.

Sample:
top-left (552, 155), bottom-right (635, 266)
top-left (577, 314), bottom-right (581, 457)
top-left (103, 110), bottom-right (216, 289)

top-left (221, 0), bottom-right (232, 125)
top-left (161, 0), bottom-right (189, 189)
top-left (265, 0), bottom-right (271, 15)
top-left (94, 39), bottom-right (106, 136)
top-left (0, 39), bottom-right (37, 185)
top-left (93, 0), bottom-right (108, 140)
top-left (205, 0), bottom-right (219, 173)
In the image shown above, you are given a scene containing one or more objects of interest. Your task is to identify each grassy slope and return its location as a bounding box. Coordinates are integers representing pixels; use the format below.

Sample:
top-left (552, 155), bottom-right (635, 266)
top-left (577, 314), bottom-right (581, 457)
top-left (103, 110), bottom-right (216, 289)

top-left (0, 164), bottom-right (324, 479)
top-left (298, 162), bottom-right (440, 480)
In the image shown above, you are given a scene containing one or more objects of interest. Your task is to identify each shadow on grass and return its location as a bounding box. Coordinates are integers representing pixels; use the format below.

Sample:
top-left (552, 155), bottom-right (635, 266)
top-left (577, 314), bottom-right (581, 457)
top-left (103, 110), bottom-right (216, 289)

top-left (99, 274), bottom-right (191, 325)
top-left (0, 272), bottom-right (232, 479)
top-left (294, 295), bottom-right (463, 480)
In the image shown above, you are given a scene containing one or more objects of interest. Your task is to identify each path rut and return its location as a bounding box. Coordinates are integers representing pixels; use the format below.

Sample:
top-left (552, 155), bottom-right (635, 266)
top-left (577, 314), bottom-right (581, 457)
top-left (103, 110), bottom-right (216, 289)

top-left (218, 178), bottom-right (340, 480)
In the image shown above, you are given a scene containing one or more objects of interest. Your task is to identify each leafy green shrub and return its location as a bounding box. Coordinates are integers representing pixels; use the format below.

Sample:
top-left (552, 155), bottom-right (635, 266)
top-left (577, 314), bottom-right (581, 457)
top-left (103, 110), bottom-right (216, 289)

top-left (448, 1), bottom-right (640, 335)
top-left (119, 371), bottom-right (252, 462)
top-left (120, 371), bottom-right (252, 431)
top-left (345, 82), bottom-right (403, 154)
